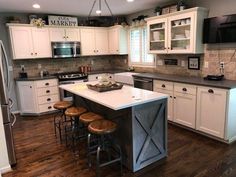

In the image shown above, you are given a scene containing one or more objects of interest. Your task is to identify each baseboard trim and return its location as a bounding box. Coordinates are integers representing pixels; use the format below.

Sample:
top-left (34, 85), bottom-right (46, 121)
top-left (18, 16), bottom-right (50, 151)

top-left (0, 165), bottom-right (11, 174)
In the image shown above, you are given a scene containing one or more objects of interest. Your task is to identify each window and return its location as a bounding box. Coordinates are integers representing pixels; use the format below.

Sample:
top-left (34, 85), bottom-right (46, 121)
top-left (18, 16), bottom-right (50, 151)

top-left (130, 27), bottom-right (155, 66)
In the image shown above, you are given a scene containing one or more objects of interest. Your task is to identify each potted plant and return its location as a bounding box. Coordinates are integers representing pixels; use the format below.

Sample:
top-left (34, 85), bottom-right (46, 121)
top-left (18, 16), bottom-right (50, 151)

top-left (154, 6), bottom-right (162, 16)
top-left (178, 0), bottom-right (186, 11)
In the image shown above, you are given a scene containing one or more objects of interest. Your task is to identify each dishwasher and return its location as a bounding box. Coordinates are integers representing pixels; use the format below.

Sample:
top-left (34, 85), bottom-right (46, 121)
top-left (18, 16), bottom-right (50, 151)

top-left (133, 76), bottom-right (153, 91)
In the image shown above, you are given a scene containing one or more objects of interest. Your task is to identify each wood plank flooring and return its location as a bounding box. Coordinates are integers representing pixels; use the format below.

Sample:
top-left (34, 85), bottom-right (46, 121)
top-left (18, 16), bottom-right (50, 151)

top-left (3, 114), bottom-right (236, 177)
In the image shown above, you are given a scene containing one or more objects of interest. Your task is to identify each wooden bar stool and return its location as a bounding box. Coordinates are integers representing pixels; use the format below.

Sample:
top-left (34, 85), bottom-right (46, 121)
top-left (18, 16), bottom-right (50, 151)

top-left (53, 101), bottom-right (73, 143)
top-left (64, 106), bottom-right (87, 147)
top-left (88, 119), bottom-right (122, 177)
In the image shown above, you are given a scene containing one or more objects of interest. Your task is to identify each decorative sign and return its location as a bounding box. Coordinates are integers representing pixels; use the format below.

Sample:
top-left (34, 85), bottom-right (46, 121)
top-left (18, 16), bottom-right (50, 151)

top-left (48, 15), bottom-right (78, 26)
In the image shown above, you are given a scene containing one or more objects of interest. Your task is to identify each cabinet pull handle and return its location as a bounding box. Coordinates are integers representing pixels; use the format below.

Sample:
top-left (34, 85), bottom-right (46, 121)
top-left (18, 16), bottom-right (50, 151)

top-left (182, 88), bottom-right (187, 92)
top-left (46, 90), bottom-right (50, 93)
top-left (47, 98), bottom-right (51, 101)
top-left (162, 84), bottom-right (166, 88)
top-left (208, 89), bottom-right (214, 94)
top-left (45, 83), bottom-right (49, 86)
top-left (48, 106), bottom-right (52, 109)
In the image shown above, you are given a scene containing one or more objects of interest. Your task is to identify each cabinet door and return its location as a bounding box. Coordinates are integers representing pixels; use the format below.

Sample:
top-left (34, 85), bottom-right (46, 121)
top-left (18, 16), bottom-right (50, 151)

top-left (154, 89), bottom-right (174, 121)
top-left (49, 28), bottom-right (66, 42)
top-left (95, 28), bottom-right (109, 55)
top-left (168, 12), bottom-right (195, 54)
top-left (147, 18), bottom-right (168, 54)
top-left (80, 28), bottom-right (96, 55)
top-left (65, 28), bottom-right (79, 41)
top-left (10, 27), bottom-right (34, 59)
top-left (31, 28), bottom-right (52, 58)
top-left (196, 87), bottom-right (227, 138)
top-left (108, 28), bottom-right (119, 54)
top-left (174, 92), bottom-right (196, 128)
top-left (17, 82), bottom-right (37, 113)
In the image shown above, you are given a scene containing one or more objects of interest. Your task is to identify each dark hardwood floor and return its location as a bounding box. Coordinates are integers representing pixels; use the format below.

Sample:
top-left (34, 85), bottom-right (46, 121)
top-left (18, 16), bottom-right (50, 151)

top-left (3, 114), bottom-right (236, 177)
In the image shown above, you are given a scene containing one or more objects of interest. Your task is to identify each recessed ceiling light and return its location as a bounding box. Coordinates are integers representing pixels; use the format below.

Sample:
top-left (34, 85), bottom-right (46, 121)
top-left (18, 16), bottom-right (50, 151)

top-left (127, 0), bottom-right (134, 2)
top-left (33, 4), bottom-right (40, 9)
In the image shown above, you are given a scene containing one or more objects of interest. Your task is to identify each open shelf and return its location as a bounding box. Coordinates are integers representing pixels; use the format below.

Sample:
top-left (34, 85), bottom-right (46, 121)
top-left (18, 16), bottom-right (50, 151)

top-left (171, 38), bottom-right (190, 41)
top-left (150, 27), bottom-right (165, 31)
top-left (172, 24), bottom-right (190, 28)
top-left (150, 40), bottom-right (165, 42)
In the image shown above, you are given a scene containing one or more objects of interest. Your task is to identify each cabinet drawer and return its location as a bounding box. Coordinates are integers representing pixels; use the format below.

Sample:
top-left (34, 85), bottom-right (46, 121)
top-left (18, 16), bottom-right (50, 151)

top-left (174, 83), bottom-right (197, 95)
top-left (37, 86), bottom-right (59, 96)
top-left (36, 79), bottom-right (58, 88)
top-left (38, 94), bottom-right (59, 105)
top-left (153, 80), bottom-right (174, 91)
top-left (39, 103), bottom-right (56, 113)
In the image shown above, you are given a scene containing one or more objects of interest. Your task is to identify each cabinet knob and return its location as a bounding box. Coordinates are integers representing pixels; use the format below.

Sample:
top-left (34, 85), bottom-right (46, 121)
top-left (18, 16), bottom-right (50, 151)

top-left (96, 77), bottom-right (98, 79)
top-left (31, 53), bottom-right (33, 55)
top-left (182, 88), bottom-right (187, 92)
top-left (170, 96), bottom-right (172, 98)
top-left (162, 84), bottom-right (166, 88)
top-left (47, 98), bottom-right (51, 102)
top-left (63, 36), bottom-right (66, 39)
top-left (94, 50), bottom-right (96, 53)
top-left (66, 36), bottom-right (69, 39)
top-left (46, 90), bottom-right (50, 93)
top-left (174, 97), bottom-right (176, 99)
top-left (30, 86), bottom-right (32, 88)
top-left (208, 89), bottom-right (214, 94)
top-left (35, 52), bottom-right (37, 55)
top-left (45, 83), bottom-right (49, 86)
top-left (97, 50), bottom-right (99, 52)
top-left (48, 106), bottom-right (52, 109)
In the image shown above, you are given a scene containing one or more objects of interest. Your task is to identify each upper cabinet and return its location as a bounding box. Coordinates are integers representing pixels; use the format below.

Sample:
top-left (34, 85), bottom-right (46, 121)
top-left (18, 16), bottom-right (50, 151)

top-left (146, 7), bottom-right (208, 54)
top-left (49, 27), bottom-right (80, 42)
top-left (108, 25), bottom-right (128, 55)
top-left (80, 27), bottom-right (109, 55)
top-left (9, 26), bottom-right (52, 59)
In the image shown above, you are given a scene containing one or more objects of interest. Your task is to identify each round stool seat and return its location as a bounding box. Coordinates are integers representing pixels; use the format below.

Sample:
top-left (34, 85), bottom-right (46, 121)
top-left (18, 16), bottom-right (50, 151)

top-left (88, 120), bottom-right (117, 135)
top-left (80, 112), bottom-right (103, 124)
top-left (53, 101), bottom-right (72, 110)
top-left (65, 107), bottom-right (87, 117)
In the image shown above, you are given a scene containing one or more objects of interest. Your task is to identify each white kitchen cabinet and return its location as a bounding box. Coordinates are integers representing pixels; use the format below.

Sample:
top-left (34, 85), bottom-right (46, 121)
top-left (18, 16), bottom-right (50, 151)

top-left (49, 28), bottom-right (80, 42)
top-left (196, 87), bottom-right (227, 138)
top-left (17, 79), bottom-right (60, 115)
top-left (9, 26), bottom-right (52, 59)
top-left (17, 81), bottom-right (37, 113)
top-left (153, 80), bottom-right (174, 121)
top-left (80, 27), bottom-right (109, 55)
top-left (31, 28), bottom-right (52, 58)
top-left (108, 25), bottom-right (128, 55)
top-left (146, 7), bottom-right (208, 54)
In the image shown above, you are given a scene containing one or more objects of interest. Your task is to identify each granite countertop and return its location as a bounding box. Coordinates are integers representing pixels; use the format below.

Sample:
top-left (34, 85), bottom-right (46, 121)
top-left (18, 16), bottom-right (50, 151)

top-left (59, 81), bottom-right (168, 110)
top-left (15, 76), bottom-right (57, 81)
top-left (133, 73), bottom-right (236, 89)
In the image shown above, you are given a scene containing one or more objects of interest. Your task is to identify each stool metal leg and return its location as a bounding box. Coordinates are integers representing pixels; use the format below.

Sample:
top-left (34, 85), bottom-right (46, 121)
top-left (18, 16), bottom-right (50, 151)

top-left (96, 146), bottom-right (101, 177)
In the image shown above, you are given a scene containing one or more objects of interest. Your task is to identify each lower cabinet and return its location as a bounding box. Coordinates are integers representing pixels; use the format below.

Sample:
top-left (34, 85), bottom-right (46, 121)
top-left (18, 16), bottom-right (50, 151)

top-left (196, 87), bottom-right (227, 138)
top-left (17, 79), bottom-right (60, 115)
top-left (88, 73), bottom-right (114, 81)
top-left (153, 79), bottom-right (235, 142)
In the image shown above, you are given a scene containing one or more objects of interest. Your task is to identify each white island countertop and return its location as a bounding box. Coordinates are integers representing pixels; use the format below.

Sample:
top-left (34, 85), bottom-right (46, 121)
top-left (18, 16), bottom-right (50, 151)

top-left (59, 81), bottom-right (168, 110)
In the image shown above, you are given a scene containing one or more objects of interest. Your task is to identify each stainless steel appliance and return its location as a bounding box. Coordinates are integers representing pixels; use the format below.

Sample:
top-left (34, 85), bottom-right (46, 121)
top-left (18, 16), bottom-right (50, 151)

top-left (0, 40), bottom-right (17, 166)
top-left (133, 76), bottom-right (153, 91)
top-left (55, 72), bottom-right (88, 101)
top-left (51, 42), bottom-right (81, 58)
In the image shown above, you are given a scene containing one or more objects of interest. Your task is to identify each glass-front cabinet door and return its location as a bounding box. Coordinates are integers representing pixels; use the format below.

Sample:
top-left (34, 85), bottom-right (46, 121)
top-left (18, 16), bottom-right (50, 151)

top-left (168, 12), bottom-right (195, 54)
top-left (147, 19), bottom-right (168, 54)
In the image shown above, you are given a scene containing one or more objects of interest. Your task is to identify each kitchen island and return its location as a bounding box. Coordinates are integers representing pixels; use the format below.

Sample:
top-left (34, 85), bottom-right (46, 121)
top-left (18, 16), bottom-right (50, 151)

top-left (60, 82), bottom-right (168, 172)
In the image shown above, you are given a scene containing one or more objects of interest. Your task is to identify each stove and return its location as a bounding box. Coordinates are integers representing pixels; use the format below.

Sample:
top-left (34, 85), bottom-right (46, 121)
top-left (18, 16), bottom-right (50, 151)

top-left (55, 71), bottom-right (88, 82)
top-left (55, 71), bottom-right (88, 101)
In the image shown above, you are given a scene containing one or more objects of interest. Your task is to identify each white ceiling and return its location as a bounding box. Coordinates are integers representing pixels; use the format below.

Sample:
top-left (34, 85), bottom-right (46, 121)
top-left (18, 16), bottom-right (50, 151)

top-left (0, 0), bottom-right (165, 16)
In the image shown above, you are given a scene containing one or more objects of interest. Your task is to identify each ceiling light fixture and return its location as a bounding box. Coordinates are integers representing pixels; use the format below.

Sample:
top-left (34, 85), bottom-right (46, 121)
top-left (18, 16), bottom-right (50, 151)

top-left (88, 0), bottom-right (113, 17)
top-left (32, 3), bottom-right (40, 9)
top-left (127, 0), bottom-right (134, 2)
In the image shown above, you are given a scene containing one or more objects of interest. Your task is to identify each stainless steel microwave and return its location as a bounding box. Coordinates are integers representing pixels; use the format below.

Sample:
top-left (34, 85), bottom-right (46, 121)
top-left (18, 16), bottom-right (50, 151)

top-left (51, 42), bottom-right (81, 58)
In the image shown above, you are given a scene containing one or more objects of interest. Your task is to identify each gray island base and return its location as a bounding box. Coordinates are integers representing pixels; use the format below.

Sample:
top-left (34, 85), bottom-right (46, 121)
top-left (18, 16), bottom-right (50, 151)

top-left (75, 96), bottom-right (167, 172)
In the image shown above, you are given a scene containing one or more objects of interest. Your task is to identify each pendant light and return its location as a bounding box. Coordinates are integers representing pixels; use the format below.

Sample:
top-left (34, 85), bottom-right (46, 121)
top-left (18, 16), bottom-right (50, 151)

top-left (88, 0), bottom-right (114, 18)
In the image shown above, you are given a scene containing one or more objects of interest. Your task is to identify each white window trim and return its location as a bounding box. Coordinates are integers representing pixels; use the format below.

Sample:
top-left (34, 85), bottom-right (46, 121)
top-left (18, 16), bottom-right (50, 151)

top-left (128, 26), bottom-right (156, 68)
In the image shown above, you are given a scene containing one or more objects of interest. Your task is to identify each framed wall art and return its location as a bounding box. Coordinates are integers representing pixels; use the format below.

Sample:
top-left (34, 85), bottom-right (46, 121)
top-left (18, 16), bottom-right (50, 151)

top-left (188, 57), bottom-right (200, 70)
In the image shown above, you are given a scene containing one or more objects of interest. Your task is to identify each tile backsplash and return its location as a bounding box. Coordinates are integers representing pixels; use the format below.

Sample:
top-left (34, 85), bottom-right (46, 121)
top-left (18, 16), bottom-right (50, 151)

top-left (13, 55), bottom-right (128, 78)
